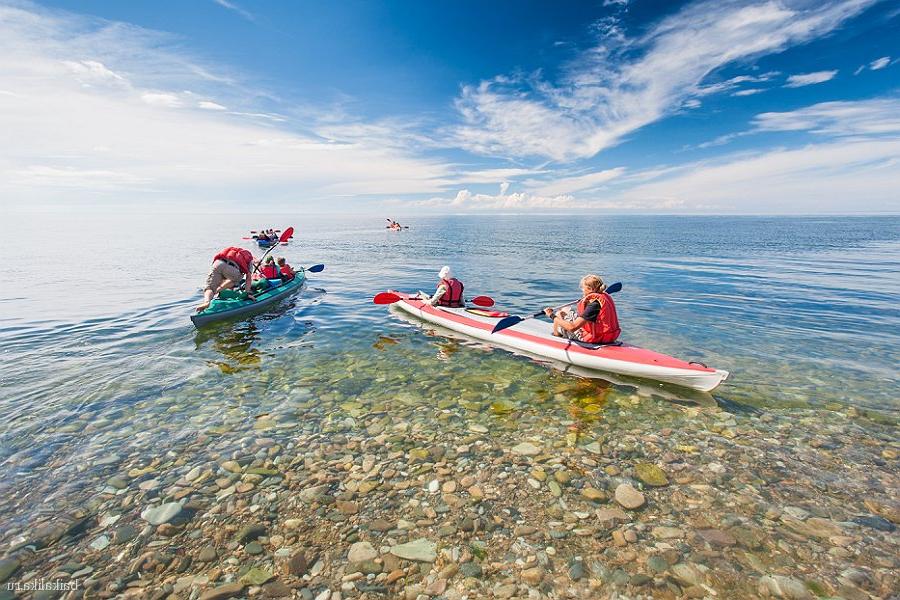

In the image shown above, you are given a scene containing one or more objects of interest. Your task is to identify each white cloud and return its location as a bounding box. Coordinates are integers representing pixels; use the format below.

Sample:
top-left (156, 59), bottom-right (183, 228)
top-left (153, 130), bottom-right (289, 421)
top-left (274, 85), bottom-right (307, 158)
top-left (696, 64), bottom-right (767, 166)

top-left (608, 137), bottom-right (900, 213)
top-left (0, 2), bottom-right (456, 207)
top-left (753, 98), bottom-right (900, 136)
top-left (454, 167), bottom-right (546, 184)
top-left (453, 0), bottom-right (875, 162)
top-left (732, 88), bottom-right (764, 96)
top-left (869, 56), bottom-right (890, 70)
top-left (419, 184), bottom-right (578, 211)
top-left (695, 72), bottom-right (779, 96)
top-left (141, 92), bottom-right (182, 107)
top-left (784, 69), bottom-right (838, 87)
top-left (525, 167), bottom-right (625, 196)
top-left (198, 100), bottom-right (227, 110)
top-left (212, 0), bottom-right (255, 23)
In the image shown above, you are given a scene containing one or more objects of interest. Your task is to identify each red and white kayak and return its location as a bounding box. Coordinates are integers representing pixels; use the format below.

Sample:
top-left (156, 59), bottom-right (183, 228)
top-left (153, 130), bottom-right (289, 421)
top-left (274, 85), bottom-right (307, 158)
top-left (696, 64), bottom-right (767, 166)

top-left (388, 293), bottom-right (729, 392)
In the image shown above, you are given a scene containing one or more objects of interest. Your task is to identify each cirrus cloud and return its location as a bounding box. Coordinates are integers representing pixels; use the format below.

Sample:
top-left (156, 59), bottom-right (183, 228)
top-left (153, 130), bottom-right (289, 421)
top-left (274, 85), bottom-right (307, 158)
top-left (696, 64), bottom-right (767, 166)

top-left (453, 0), bottom-right (874, 162)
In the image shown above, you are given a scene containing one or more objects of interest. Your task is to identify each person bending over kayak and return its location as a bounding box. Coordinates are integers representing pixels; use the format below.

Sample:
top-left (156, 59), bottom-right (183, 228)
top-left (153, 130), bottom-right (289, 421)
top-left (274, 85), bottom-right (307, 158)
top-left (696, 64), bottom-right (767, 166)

top-left (543, 274), bottom-right (620, 343)
top-left (197, 246), bottom-right (256, 312)
top-left (277, 257), bottom-right (295, 281)
top-left (418, 266), bottom-right (465, 307)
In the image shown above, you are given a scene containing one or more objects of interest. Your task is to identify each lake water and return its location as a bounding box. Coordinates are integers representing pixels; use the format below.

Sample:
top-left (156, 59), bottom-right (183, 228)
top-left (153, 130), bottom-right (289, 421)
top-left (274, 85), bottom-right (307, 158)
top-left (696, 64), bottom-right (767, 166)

top-left (0, 213), bottom-right (898, 596)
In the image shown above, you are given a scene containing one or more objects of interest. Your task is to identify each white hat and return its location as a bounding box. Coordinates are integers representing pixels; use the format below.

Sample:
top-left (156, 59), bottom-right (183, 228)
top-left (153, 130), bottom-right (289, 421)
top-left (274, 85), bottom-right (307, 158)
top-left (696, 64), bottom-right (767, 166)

top-left (438, 266), bottom-right (452, 279)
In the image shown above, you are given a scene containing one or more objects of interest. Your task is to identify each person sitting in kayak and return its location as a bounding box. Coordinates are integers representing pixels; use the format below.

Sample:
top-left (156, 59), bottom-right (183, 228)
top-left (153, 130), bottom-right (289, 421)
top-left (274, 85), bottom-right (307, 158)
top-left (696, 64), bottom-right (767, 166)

top-left (197, 246), bottom-right (256, 312)
top-left (259, 256), bottom-right (280, 279)
top-left (277, 257), bottom-right (295, 281)
top-left (543, 274), bottom-right (620, 343)
top-left (418, 266), bottom-right (464, 307)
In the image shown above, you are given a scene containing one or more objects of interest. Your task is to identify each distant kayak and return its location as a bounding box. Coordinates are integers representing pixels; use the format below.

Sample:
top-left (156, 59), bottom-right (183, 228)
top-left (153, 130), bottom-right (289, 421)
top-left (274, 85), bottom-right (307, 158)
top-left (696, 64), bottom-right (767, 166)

top-left (192, 271), bottom-right (306, 327)
top-left (257, 238), bottom-right (278, 248)
top-left (384, 292), bottom-right (728, 392)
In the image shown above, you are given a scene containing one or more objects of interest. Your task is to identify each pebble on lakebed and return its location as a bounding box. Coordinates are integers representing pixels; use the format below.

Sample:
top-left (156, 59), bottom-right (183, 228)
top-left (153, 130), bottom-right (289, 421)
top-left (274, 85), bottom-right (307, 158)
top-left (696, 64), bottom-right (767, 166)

top-left (0, 357), bottom-right (897, 600)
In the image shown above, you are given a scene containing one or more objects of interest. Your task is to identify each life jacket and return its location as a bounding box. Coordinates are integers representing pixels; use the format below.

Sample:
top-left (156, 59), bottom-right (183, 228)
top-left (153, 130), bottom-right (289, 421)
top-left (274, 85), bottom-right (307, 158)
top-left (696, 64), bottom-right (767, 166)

top-left (260, 263), bottom-right (279, 279)
top-left (437, 278), bottom-right (464, 307)
top-left (213, 247), bottom-right (253, 275)
top-left (577, 292), bottom-right (620, 344)
top-left (280, 265), bottom-right (295, 280)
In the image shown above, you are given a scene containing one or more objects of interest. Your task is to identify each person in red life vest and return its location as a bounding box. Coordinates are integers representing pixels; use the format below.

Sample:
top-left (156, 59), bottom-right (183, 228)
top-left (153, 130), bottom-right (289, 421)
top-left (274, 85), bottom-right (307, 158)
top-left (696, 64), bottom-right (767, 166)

top-left (197, 246), bottom-right (256, 312)
top-left (418, 266), bottom-right (465, 307)
top-left (543, 274), bottom-right (620, 343)
top-left (277, 257), bottom-right (295, 281)
top-left (259, 256), bottom-right (279, 279)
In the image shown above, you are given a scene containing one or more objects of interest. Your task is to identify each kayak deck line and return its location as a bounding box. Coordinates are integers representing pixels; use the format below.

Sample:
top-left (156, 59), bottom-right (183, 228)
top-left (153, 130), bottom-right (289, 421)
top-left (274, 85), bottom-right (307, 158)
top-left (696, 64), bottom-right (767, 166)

top-left (388, 292), bottom-right (728, 392)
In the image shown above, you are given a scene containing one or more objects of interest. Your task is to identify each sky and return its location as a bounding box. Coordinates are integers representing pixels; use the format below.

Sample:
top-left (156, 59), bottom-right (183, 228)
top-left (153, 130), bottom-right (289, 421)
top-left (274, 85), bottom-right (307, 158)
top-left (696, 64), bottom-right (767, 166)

top-left (1, 0), bottom-right (898, 214)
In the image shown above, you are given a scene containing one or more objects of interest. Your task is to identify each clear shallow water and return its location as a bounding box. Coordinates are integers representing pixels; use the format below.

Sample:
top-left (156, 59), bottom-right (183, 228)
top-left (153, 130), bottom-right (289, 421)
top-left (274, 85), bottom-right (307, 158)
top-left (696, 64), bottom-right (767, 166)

top-left (1, 213), bottom-right (898, 529)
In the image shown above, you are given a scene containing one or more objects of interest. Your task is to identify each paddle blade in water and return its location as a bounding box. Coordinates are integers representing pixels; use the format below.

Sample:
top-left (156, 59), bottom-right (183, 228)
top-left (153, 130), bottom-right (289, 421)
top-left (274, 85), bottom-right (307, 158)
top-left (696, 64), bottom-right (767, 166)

top-left (373, 292), bottom-right (401, 305)
top-left (470, 296), bottom-right (494, 307)
top-left (492, 315), bottom-right (522, 333)
top-left (307, 264), bottom-right (325, 273)
top-left (607, 282), bottom-right (622, 294)
top-left (279, 227), bottom-right (294, 242)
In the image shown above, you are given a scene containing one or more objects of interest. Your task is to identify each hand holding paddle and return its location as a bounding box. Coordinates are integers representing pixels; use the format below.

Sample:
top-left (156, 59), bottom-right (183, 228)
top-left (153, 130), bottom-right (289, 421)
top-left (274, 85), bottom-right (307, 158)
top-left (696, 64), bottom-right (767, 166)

top-left (491, 282), bottom-right (622, 333)
top-left (374, 292), bottom-right (494, 307)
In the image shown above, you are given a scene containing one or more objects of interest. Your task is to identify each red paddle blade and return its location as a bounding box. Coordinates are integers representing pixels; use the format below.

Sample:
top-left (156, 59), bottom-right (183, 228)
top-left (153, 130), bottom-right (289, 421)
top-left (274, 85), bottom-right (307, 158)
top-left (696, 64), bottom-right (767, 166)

top-left (373, 292), bottom-right (402, 305)
top-left (279, 227), bottom-right (294, 243)
top-left (470, 296), bottom-right (494, 307)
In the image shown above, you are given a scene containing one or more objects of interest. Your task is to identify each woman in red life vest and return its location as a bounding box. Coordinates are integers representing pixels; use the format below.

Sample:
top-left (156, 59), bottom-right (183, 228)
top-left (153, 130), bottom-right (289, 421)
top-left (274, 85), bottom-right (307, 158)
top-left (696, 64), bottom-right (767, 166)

top-left (277, 257), bottom-right (295, 281)
top-left (418, 266), bottom-right (465, 307)
top-left (197, 246), bottom-right (256, 312)
top-left (543, 274), bottom-right (620, 343)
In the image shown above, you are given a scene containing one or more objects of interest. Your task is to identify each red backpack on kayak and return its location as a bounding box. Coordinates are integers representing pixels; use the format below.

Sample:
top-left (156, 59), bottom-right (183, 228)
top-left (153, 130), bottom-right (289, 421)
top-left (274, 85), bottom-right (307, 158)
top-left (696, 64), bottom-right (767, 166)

top-left (437, 278), bottom-right (465, 307)
top-left (577, 292), bottom-right (620, 343)
top-left (213, 247), bottom-right (253, 275)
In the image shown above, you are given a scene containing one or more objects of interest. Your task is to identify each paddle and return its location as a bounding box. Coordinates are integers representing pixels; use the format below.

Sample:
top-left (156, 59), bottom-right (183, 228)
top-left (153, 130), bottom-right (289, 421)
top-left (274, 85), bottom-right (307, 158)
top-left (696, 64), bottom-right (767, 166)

top-left (305, 264), bottom-right (325, 273)
top-left (491, 282), bottom-right (622, 334)
top-left (373, 292), bottom-right (494, 307)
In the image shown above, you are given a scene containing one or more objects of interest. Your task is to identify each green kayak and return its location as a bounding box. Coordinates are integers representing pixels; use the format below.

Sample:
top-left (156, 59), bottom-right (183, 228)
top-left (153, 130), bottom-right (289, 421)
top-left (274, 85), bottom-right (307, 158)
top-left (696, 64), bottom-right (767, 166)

top-left (191, 270), bottom-right (306, 327)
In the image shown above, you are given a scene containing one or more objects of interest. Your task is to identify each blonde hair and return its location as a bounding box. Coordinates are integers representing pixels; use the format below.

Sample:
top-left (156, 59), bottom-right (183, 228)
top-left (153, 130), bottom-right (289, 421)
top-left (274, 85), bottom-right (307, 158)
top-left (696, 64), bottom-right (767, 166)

top-left (580, 274), bottom-right (606, 293)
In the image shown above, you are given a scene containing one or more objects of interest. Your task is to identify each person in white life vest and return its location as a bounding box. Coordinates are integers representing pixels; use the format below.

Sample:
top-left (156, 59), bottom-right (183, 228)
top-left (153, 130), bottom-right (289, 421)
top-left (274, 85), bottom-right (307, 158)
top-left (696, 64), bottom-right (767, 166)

top-left (418, 266), bottom-right (465, 307)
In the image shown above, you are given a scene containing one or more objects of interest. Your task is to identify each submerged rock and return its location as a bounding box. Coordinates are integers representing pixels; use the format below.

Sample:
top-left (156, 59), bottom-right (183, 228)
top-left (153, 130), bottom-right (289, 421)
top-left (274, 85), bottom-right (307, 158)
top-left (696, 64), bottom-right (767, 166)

top-left (389, 538), bottom-right (436, 562)
top-left (634, 463), bottom-right (669, 486)
top-left (614, 484), bottom-right (645, 509)
top-left (141, 502), bottom-right (182, 525)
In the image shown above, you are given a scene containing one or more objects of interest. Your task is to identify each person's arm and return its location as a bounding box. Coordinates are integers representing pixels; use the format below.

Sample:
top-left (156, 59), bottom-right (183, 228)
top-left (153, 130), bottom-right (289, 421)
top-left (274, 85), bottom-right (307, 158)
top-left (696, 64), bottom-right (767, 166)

top-left (244, 271), bottom-right (256, 299)
top-left (425, 283), bottom-right (448, 306)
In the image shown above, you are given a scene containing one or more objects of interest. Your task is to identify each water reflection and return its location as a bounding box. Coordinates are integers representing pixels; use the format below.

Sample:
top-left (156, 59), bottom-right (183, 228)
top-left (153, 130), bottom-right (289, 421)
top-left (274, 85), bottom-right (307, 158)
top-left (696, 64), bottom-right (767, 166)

top-left (195, 321), bottom-right (263, 373)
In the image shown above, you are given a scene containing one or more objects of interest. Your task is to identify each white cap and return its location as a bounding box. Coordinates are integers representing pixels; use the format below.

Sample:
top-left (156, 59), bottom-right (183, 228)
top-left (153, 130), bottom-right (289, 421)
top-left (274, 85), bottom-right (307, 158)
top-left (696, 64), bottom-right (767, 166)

top-left (438, 266), bottom-right (452, 279)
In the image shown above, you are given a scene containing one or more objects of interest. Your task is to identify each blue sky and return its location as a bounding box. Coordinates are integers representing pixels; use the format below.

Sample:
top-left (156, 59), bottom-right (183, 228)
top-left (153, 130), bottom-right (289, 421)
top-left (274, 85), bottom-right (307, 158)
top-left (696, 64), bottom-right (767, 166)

top-left (1, 0), bottom-right (898, 213)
